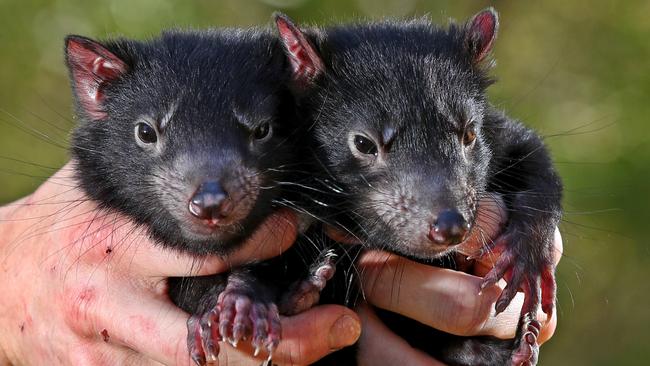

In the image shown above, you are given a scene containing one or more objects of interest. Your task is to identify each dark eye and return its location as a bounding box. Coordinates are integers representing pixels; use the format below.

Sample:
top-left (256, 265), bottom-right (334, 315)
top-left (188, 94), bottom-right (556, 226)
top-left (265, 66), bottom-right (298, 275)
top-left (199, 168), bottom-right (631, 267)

top-left (354, 135), bottom-right (378, 156)
top-left (253, 122), bottom-right (271, 140)
top-left (462, 126), bottom-right (476, 146)
top-left (136, 123), bottom-right (158, 144)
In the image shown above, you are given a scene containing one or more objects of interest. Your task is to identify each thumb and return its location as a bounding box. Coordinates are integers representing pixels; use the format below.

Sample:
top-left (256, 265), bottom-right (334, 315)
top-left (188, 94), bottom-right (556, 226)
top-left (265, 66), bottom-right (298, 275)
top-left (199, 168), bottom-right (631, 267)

top-left (356, 303), bottom-right (446, 366)
top-left (233, 304), bottom-right (361, 365)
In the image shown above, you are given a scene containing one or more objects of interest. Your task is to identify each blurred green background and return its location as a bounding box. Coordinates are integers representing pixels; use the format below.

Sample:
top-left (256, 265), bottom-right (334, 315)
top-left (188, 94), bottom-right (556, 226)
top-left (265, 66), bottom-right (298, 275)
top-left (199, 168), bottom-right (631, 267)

top-left (0, 0), bottom-right (647, 364)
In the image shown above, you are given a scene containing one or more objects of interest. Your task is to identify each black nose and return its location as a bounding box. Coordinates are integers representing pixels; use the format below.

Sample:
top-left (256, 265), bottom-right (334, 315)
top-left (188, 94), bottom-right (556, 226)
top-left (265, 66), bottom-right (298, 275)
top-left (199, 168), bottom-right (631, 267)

top-left (188, 181), bottom-right (230, 221)
top-left (429, 209), bottom-right (469, 245)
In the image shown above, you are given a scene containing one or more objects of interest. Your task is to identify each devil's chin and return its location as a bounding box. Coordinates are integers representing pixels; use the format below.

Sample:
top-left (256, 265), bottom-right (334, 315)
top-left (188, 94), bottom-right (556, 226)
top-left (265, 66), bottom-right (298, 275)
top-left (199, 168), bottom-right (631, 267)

top-left (398, 241), bottom-right (462, 261)
top-left (180, 220), bottom-right (244, 244)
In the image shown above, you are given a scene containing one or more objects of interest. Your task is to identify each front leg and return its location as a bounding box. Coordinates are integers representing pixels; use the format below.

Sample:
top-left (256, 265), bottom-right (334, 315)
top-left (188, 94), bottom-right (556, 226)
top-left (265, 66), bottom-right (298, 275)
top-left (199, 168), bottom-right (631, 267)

top-left (187, 269), bottom-right (282, 365)
top-left (279, 248), bottom-right (337, 315)
top-left (481, 109), bottom-right (562, 366)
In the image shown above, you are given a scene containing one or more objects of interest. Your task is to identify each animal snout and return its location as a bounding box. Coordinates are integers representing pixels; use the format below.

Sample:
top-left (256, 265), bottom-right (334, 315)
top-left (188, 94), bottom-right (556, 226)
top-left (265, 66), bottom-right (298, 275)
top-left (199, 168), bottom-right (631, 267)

top-left (188, 181), bottom-right (232, 224)
top-left (428, 209), bottom-right (470, 246)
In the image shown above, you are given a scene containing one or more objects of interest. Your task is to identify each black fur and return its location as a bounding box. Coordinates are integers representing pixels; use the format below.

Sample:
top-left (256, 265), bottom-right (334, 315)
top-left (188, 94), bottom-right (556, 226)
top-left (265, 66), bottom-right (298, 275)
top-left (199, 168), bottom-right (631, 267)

top-left (65, 12), bottom-right (563, 364)
top-left (65, 27), bottom-right (344, 364)
top-left (68, 29), bottom-right (296, 256)
top-left (280, 13), bottom-right (562, 366)
top-left (66, 26), bottom-right (315, 356)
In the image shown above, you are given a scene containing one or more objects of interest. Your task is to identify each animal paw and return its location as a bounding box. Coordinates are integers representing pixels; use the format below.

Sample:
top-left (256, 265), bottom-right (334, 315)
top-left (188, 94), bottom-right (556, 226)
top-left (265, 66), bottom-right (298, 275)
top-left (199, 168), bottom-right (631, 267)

top-left (478, 235), bottom-right (556, 318)
top-left (187, 288), bottom-right (281, 365)
top-left (477, 235), bottom-right (556, 366)
top-left (279, 249), bottom-right (337, 315)
top-left (510, 313), bottom-right (541, 366)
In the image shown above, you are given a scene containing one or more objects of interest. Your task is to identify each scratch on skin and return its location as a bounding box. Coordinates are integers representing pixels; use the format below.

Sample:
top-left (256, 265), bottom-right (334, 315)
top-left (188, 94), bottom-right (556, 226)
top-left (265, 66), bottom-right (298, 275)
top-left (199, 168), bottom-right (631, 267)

top-left (101, 329), bottom-right (110, 342)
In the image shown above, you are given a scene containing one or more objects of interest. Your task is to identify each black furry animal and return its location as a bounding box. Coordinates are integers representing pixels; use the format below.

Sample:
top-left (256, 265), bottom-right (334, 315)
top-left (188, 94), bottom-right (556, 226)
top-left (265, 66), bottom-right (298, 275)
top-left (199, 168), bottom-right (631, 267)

top-left (274, 8), bottom-right (562, 366)
top-left (64, 29), bottom-right (330, 364)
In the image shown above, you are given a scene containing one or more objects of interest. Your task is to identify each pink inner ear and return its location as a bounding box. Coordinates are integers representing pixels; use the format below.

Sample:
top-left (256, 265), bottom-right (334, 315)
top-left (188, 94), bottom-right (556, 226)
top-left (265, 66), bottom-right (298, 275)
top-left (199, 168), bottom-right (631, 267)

top-left (67, 38), bottom-right (127, 120)
top-left (275, 15), bottom-right (324, 86)
top-left (470, 11), bottom-right (498, 63)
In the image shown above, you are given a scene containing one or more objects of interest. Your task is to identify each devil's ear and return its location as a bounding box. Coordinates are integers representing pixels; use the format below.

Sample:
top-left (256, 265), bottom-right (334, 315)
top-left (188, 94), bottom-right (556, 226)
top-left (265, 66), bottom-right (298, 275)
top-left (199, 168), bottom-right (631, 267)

top-left (65, 36), bottom-right (128, 120)
top-left (273, 13), bottom-right (324, 89)
top-left (464, 8), bottom-right (499, 64)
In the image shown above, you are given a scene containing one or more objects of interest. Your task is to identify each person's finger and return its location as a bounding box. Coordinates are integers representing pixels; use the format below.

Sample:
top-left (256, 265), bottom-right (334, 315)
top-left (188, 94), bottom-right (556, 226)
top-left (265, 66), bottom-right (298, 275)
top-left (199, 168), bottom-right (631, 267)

top-left (538, 306), bottom-right (557, 344)
top-left (66, 342), bottom-right (164, 366)
top-left (217, 208), bottom-right (299, 270)
top-left (551, 226), bottom-right (563, 265)
top-left (359, 251), bottom-right (500, 337)
top-left (324, 224), bottom-right (362, 244)
top-left (222, 305), bottom-right (361, 366)
top-left (359, 252), bottom-right (556, 340)
top-left (38, 164), bottom-right (299, 277)
top-left (477, 290), bottom-right (554, 341)
top-left (118, 208), bottom-right (298, 277)
top-left (83, 280), bottom-right (360, 366)
top-left (456, 194), bottom-right (506, 258)
top-left (356, 303), bottom-right (446, 366)
top-left (61, 275), bottom-right (195, 366)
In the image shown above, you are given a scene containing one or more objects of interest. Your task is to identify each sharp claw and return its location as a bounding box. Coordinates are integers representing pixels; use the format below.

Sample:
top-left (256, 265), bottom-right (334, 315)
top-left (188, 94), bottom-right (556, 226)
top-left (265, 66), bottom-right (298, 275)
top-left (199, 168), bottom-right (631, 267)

top-left (205, 351), bottom-right (218, 363)
top-left (190, 281), bottom-right (283, 363)
top-left (529, 319), bottom-right (542, 332)
top-left (525, 332), bottom-right (536, 344)
top-left (466, 248), bottom-right (486, 261)
top-left (542, 303), bottom-right (554, 320)
top-left (479, 277), bottom-right (497, 292)
top-left (219, 323), bottom-right (229, 342)
top-left (495, 298), bottom-right (509, 314)
top-left (266, 341), bottom-right (276, 359)
top-left (191, 355), bottom-right (206, 366)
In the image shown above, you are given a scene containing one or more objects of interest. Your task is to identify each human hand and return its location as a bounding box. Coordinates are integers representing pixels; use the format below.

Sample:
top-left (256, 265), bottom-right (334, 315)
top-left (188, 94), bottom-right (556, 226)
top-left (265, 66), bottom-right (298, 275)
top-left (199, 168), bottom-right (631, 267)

top-left (354, 197), bottom-right (563, 365)
top-left (0, 163), bottom-right (360, 365)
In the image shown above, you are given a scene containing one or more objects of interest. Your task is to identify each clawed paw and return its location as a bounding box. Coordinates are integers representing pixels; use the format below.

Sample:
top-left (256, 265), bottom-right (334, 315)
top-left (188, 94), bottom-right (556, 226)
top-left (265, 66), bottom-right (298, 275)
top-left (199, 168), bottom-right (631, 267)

top-left (187, 290), bottom-right (281, 365)
top-left (509, 313), bottom-right (541, 366)
top-left (279, 249), bottom-right (337, 315)
top-left (478, 235), bottom-right (556, 318)
top-left (477, 235), bottom-right (556, 366)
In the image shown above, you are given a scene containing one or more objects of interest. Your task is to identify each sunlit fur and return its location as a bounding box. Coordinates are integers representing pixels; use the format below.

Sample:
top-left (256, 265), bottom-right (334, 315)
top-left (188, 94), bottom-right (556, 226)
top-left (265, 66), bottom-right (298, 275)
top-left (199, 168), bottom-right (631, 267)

top-left (68, 30), bottom-right (298, 255)
top-left (305, 19), bottom-right (494, 259)
top-left (290, 15), bottom-right (562, 366)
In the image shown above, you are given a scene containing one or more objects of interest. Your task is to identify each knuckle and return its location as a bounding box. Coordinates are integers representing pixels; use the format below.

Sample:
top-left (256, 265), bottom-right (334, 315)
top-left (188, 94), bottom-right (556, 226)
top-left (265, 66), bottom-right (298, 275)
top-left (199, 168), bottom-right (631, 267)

top-left (172, 333), bottom-right (193, 366)
top-left (62, 285), bottom-right (100, 336)
top-left (68, 342), bottom-right (112, 366)
top-left (280, 345), bottom-right (314, 366)
top-left (538, 313), bottom-right (557, 344)
top-left (446, 280), bottom-right (492, 336)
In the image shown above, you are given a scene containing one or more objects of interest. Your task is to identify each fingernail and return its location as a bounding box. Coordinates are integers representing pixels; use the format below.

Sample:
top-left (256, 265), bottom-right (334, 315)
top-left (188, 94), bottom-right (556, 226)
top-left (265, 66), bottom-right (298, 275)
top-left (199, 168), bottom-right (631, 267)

top-left (328, 314), bottom-right (361, 350)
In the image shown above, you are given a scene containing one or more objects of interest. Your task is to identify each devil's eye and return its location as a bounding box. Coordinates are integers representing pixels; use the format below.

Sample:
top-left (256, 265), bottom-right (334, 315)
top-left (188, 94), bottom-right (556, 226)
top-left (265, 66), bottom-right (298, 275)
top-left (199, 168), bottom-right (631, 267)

top-left (136, 122), bottom-right (158, 144)
top-left (253, 122), bottom-right (271, 140)
top-left (354, 135), bottom-right (378, 156)
top-left (462, 126), bottom-right (477, 146)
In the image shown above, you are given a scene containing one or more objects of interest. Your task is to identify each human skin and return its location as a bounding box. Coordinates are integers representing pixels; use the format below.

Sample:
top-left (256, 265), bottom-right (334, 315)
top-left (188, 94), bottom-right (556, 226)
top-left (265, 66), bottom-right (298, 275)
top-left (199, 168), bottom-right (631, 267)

top-left (0, 164), bottom-right (361, 366)
top-left (0, 164), bottom-right (560, 366)
top-left (355, 198), bottom-right (563, 366)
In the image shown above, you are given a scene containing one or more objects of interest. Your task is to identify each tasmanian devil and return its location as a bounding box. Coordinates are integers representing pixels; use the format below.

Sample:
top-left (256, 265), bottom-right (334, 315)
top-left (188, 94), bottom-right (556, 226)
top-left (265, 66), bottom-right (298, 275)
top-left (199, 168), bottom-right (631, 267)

top-left (273, 8), bottom-right (563, 366)
top-left (64, 28), bottom-right (337, 365)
